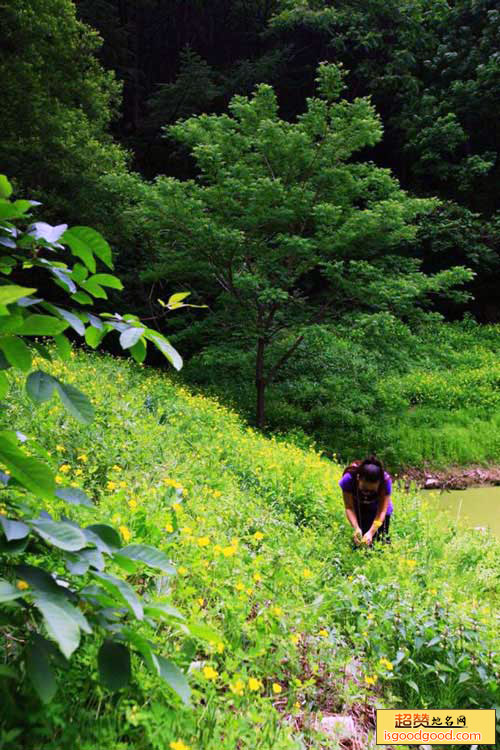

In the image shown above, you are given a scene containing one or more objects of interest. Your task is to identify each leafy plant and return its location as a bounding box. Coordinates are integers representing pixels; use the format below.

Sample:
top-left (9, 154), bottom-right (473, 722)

top-left (0, 175), bottom-right (199, 705)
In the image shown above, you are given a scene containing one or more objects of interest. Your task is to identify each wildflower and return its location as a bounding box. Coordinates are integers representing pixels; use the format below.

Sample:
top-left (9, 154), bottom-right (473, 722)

top-left (112, 465), bottom-right (122, 472)
top-left (367, 613), bottom-right (374, 620)
top-left (55, 475), bottom-right (63, 484)
top-left (271, 606), bottom-right (283, 616)
top-left (318, 629), bottom-right (328, 637)
top-left (406, 559), bottom-right (417, 569)
top-left (222, 545), bottom-right (236, 557)
top-left (170, 741), bottom-right (191, 750)
top-left (202, 665), bottom-right (218, 681)
top-left (172, 502), bottom-right (182, 513)
top-left (74, 468), bottom-right (83, 476)
top-left (248, 677), bottom-right (262, 691)
top-left (165, 522), bottom-right (173, 533)
top-left (230, 678), bottom-right (245, 696)
top-left (290, 634), bottom-right (300, 645)
top-left (128, 498), bottom-right (138, 511)
top-left (294, 701), bottom-right (300, 710)
top-left (430, 588), bottom-right (437, 596)
top-left (107, 481), bottom-right (117, 491)
top-left (213, 490), bottom-right (222, 498)
top-left (16, 580), bottom-right (29, 590)
top-left (272, 683), bottom-right (282, 694)
top-left (216, 642), bottom-right (224, 653)
top-left (119, 525), bottom-right (131, 542)
top-left (246, 588), bottom-right (253, 595)
top-left (302, 568), bottom-right (313, 579)
top-left (253, 572), bottom-right (262, 583)
top-left (253, 531), bottom-right (264, 541)
top-left (59, 464), bottom-right (71, 473)
top-left (197, 598), bottom-right (204, 607)
top-left (55, 444), bottom-right (65, 452)
top-left (119, 481), bottom-right (127, 488)
top-left (364, 675), bottom-right (378, 686)
top-left (77, 454), bottom-right (88, 462)
top-left (235, 581), bottom-right (245, 591)
top-left (197, 536), bottom-right (210, 547)
top-left (379, 658), bottom-right (393, 671)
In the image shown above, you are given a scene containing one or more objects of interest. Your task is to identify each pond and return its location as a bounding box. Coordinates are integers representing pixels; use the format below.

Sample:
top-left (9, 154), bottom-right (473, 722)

top-left (436, 485), bottom-right (500, 538)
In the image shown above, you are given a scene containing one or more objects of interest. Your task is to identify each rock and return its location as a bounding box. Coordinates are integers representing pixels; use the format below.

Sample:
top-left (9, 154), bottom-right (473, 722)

top-left (314, 714), bottom-right (356, 739)
top-left (424, 478), bottom-right (440, 489)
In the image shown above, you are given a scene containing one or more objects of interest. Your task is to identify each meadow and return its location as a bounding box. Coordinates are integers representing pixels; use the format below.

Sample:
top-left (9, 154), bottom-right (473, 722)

top-left (1, 347), bottom-right (498, 749)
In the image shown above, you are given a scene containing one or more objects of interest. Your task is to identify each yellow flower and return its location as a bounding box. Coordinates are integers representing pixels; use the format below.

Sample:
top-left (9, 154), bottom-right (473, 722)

top-left (253, 572), bottom-right (262, 583)
top-left (216, 642), bottom-right (224, 653)
top-left (107, 481), bottom-right (117, 491)
top-left (294, 701), bottom-right (300, 710)
top-left (55, 475), bottom-right (63, 484)
top-left (272, 683), bottom-right (282, 694)
top-left (119, 525), bottom-right (131, 542)
top-left (246, 587), bottom-right (253, 596)
top-left (222, 545), bottom-right (236, 557)
top-left (112, 465), bottom-right (122, 472)
top-left (213, 490), bottom-right (222, 498)
top-left (271, 606), bottom-right (283, 616)
top-left (74, 468), bottom-right (82, 476)
top-left (128, 498), bottom-right (138, 511)
top-left (379, 658), bottom-right (393, 671)
top-left (230, 678), bottom-right (245, 696)
top-left (248, 677), bottom-right (262, 692)
top-left (367, 613), bottom-right (374, 620)
top-left (77, 454), bottom-right (88, 463)
top-left (406, 559), bottom-right (417, 568)
top-left (364, 675), bottom-right (378, 686)
top-left (430, 588), bottom-right (437, 596)
top-left (197, 536), bottom-right (210, 547)
top-left (202, 665), bottom-right (218, 681)
top-left (16, 580), bottom-right (29, 590)
top-left (181, 526), bottom-right (192, 536)
top-left (318, 629), bottom-right (328, 637)
top-left (235, 581), bottom-right (245, 591)
top-left (197, 597), bottom-right (204, 607)
top-left (290, 634), bottom-right (300, 645)
top-left (170, 741), bottom-right (191, 750)
top-left (59, 464), bottom-right (71, 473)
top-left (119, 481), bottom-right (127, 488)
top-left (302, 568), bottom-right (313, 579)
top-left (178, 566), bottom-right (187, 575)
top-left (165, 522), bottom-right (174, 533)
top-left (253, 531), bottom-right (264, 540)
top-left (172, 502), bottom-right (182, 513)
top-left (55, 444), bottom-right (65, 452)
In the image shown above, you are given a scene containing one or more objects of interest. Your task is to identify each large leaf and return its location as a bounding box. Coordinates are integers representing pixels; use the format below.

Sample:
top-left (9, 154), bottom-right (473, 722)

top-left (0, 579), bottom-right (24, 602)
top-left (54, 307), bottom-right (85, 336)
top-left (0, 434), bottom-right (54, 499)
top-left (0, 285), bottom-right (37, 305)
top-left (53, 334), bottom-right (71, 361)
top-left (98, 641), bottom-right (131, 691)
top-left (29, 222), bottom-right (68, 245)
top-left (86, 524), bottom-right (121, 550)
top-left (0, 175), bottom-right (13, 199)
top-left (26, 371), bottom-right (58, 403)
top-left (0, 371), bottom-right (8, 399)
top-left (130, 338), bottom-right (147, 363)
top-left (144, 332), bottom-right (183, 371)
top-left (119, 327), bottom-right (144, 350)
top-left (55, 487), bottom-right (93, 507)
top-left (15, 564), bottom-right (66, 595)
top-left (18, 315), bottom-right (68, 336)
top-left (84, 325), bottom-right (105, 349)
top-left (30, 518), bottom-right (87, 551)
top-left (26, 636), bottom-right (58, 703)
top-left (116, 545), bottom-right (176, 574)
top-left (0, 336), bottom-right (32, 372)
top-left (89, 274), bottom-right (123, 290)
top-left (0, 515), bottom-right (30, 541)
top-left (92, 571), bottom-right (143, 620)
top-left (156, 654), bottom-right (191, 706)
top-left (81, 278), bottom-right (107, 299)
top-left (54, 380), bottom-right (94, 423)
top-left (33, 593), bottom-right (88, 659)
top-left (144, 602), bottom-right (185, 622)
top-left (62, 227), bottom-right (112, 270)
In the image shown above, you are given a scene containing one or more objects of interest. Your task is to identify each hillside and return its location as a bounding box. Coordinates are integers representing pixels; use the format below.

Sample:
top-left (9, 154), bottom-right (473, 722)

top-left (3, 348), bottom-right (499, 749)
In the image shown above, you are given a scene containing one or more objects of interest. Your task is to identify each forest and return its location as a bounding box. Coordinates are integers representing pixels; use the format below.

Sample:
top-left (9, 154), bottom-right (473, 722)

top-left (0, 1), bottom-right (499, 748)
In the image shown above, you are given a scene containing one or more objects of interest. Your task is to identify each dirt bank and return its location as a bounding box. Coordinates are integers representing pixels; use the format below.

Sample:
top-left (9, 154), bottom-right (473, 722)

top-left (397, 465), bottom-right (500, 491)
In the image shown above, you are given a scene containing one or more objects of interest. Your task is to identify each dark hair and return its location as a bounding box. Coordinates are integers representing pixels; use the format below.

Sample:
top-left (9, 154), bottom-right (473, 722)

top-left (355, 455), bottom-right (386, 500)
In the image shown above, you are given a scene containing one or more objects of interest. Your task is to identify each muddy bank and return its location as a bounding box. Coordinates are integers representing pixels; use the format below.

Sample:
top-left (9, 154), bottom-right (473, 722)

top-left (397, 465), bottom-right (500, 491)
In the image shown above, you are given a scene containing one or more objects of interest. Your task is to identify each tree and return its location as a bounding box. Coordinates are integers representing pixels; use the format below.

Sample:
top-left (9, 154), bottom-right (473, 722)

top-left (142, 63), bottom-right (473, 428)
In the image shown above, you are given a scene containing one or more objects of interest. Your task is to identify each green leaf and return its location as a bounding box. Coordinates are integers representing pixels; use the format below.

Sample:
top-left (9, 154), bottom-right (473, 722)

top-left (92, 571), bottom-right (143, 620)
top-left (0, 664), bottom-right (17, 678)
top-left (14, 564), bottom-right (62, 595)
top-left (54, 307), bottom-right (85, 336)
top-left (55, 487), bottom-right (93, 507)
top-left (54, 380), bottom-right (95, 423)
top-left (70, 263), bottom-right (88, 283)
top-left (0, 285), bottom-right (37, 305)
top-left (407, 680), bottom-right (420, 694)
top-left (30, 518), bottom-right (87, 551)
top-left (119, 327), bottom-right (144, 350)
top-left (458, 672), bottom-right (470, 683)
top-left (156, 654), bottom-right (191, 706)
top-left (31, 341), bottom-right (52, 362)
top-left (0, 371), bottom-right (8, 399)
top-left (26, 636), bottom-right (58, 703)
top-left (187, 622), bottom-right (222, 644)
top-left (54, 334), bottom-right (71, 361)
top-left (0, 515), bottom-right (30, 541)
top-left (33, 593), bottom-right (86, 659)
top-left (0, 434), bottom-right (54, 499)
top-left (84, 325), bottom-right (105, 349)
top-left (71, 291), bottom-right (93, 305)
top-left (0, 579), bottom-right (24, 602)
top-left (144, 602), bottom-right (185, 622)
top-left (0, 336), bottom-right (32, 372)
top-left (18, 315), bottom-right (68, 336)
top-left (168, 292), bottom-right (190, 306)
top-left (62, 226), bottom-right (112, 270)
top-left (86, 524), bottom-right (121, 550)
top-left (144, 332), bottom-right (183, 371)
top-left (130, 338), bottom-right (147, 363)
top-left (26, 371), bottom-right (58, 403)
top-left (117, 544), bottom-right (176, 574)
top-left (89, 274), bottom-right (123, 290)
top-left (0, 175), bottom-right (13, 199)
top-left (81, 279), bottom-right (107, 299)
top-left (98, 641), bottom-right (131, 691)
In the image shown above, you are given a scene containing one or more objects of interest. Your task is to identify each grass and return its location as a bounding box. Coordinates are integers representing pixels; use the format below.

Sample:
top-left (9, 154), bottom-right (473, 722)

top-left (1, 347), bottom-right (499, 749)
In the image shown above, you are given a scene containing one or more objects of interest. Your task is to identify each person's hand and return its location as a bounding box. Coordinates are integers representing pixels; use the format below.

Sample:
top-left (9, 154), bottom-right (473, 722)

top-left (361, 529), bottom-right (374, 546)
top-left (353, 528), bottom-right (362, 546)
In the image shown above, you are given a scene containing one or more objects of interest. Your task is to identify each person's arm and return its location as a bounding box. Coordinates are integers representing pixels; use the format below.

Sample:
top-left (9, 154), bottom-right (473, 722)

top-left (342, 491), bottom-right (362, 544)
top-left (362, 494), bottom-right (390, 545)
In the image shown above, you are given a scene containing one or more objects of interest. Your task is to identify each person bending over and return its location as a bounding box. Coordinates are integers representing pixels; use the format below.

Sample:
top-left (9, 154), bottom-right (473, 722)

top-left (339, 455), bottom-right (393, 547)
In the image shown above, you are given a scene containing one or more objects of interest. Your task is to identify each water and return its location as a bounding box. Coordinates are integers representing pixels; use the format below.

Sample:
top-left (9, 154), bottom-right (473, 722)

top-left (436, 485), bottom-right (500, 537)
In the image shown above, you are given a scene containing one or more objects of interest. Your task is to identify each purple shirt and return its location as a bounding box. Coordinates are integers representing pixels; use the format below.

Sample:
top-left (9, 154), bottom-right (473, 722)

top-left (339, 471), bottom-right (393, 515)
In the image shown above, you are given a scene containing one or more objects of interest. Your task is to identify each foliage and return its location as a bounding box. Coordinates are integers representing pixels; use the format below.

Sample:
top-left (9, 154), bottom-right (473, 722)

top-left (0, 175), bottom-right (201, 707)
top-left (1, 345), bottom-right (498, 747)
